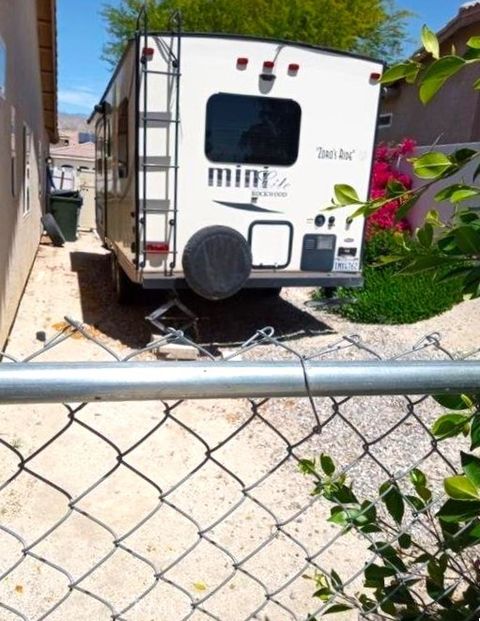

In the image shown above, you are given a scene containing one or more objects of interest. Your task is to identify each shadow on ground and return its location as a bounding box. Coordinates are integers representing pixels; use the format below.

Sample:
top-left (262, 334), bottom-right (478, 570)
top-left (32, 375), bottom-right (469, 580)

top-left (70, 251), bottom-right (334, 349)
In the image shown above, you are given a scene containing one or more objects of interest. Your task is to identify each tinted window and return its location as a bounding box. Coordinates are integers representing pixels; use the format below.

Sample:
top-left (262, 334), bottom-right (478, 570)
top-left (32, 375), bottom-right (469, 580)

top-left (205, 93), bottom-right (301, 166)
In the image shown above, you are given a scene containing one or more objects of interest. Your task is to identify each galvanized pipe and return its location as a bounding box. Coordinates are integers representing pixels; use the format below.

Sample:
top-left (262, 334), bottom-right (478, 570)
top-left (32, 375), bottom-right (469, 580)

top-left (0, 361), bottom-right (479, 404)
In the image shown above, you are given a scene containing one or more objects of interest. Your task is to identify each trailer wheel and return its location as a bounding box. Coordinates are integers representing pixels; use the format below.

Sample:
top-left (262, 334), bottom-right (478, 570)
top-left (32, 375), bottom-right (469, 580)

top-left (182, 225), bottom-right (252, 300)
top-left (41, 213), bottom-right (65, 247)
top-left (111, 253), bottom-right (137, 304)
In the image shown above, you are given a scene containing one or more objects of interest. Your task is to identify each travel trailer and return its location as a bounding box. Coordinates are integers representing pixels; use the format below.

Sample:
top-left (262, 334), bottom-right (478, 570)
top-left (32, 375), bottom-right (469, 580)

top-left (89, 22), bottom-right (383, 302)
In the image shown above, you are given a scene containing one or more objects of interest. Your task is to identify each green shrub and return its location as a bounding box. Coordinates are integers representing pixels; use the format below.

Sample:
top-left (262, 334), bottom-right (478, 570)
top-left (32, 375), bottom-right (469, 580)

top-left (314, 231), bottom-right (464, 324)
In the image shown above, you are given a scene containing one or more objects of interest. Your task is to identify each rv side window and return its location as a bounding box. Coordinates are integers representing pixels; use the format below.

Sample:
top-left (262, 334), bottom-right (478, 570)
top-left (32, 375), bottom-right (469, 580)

top-left (118, 98), bottom-right (129, 179)
top-left (95, 119), bottom-right (104, 177)
top-left (205, 93), bottom-right (301, 166)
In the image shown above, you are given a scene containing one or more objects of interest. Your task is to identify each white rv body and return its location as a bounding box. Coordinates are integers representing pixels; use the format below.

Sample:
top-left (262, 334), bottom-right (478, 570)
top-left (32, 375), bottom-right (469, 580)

top-left (90, 33), bottom-right (382, 299)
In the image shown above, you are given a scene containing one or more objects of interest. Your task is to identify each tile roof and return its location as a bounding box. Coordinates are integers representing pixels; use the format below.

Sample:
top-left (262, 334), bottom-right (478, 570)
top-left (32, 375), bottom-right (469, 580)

top-left (50, 140), bottom-right (95, 161)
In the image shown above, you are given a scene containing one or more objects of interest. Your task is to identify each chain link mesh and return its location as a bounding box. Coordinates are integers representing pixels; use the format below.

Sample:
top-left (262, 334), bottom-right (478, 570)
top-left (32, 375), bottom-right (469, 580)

top-left (0, 318), bottom-right (479, 620)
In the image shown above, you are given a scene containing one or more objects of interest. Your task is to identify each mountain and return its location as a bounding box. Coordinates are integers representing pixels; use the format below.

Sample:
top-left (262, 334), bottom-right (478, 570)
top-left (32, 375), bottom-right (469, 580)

top-left (58, 112), bottom-right (89, 132)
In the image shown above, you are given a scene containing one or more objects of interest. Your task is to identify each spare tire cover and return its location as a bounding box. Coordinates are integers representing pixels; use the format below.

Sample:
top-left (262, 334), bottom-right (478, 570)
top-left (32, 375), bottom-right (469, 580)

top-left (182, 225), bottom-right (252, 300)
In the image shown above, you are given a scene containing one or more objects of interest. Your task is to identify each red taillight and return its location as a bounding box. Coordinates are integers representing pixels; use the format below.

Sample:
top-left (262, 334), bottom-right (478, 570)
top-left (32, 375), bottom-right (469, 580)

top-left (146, 242), bottom-right (169, 254)
top-left (142, 47), bottom-right (154, 60)
top-left (370, 72), bottom-right (382, 81)
top-left (288, 63), bottom-right (300, 74)
top-left (263, 60), bottom-right (275, 70)
top-left (237, 57), bottom-right (249, 68)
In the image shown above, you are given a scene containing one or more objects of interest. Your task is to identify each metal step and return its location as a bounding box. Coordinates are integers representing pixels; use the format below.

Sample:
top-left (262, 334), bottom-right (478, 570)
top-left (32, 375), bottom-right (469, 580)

top-left (144, 69), bottom-right (181, 77)
top-left (141, 156), bottom-right (178, 171)
top-left (142, 112), bottom-right (179, 127)
top-left (143, 199), bottom-right (171, 212)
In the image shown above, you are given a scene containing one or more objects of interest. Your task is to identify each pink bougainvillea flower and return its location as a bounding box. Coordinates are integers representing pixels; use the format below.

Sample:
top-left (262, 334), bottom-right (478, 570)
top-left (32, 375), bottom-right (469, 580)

top-left (366, 139), bottom-right (414, 238)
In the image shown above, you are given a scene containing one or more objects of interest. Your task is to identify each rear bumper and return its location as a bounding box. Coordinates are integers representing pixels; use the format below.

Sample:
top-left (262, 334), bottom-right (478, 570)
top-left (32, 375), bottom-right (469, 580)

top-left (142, 272), bottom-right (363, 290)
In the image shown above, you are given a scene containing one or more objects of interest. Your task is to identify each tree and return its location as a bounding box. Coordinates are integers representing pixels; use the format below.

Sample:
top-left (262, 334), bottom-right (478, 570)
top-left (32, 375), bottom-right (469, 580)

top-left (101, 0), bottom-right (412, 67)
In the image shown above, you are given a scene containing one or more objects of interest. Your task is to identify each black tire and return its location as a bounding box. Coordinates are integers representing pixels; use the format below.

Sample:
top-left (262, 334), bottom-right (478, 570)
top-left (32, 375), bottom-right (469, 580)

top-left (111, 253), bottom-right (137, 304)
top-left (41, 213), bottom-right (65, 247)
top-left (182, 225), bottom-right (252, 300)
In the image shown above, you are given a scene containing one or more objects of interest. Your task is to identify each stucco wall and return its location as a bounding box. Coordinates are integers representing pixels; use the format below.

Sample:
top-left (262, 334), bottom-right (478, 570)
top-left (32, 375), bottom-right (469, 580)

top-left (0, 0), bottom-right (49, 347)
top-left (380, 22), bottom-right (480, 146)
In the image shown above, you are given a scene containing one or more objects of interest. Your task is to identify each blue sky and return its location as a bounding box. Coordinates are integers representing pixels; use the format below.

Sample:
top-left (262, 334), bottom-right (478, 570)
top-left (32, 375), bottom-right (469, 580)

top-left (57, 0), bottom-right (469, 115)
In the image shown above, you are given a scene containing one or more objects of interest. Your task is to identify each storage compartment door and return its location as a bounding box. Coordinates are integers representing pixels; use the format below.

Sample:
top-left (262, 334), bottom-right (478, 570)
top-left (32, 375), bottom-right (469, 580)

top-left (249, 221), bottom-right (293, 269)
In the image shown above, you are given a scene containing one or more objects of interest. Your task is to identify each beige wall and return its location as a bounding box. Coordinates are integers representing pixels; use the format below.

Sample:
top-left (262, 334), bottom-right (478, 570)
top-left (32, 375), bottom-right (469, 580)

top-left (380, 22), bottom-right (480, 146)
top-left (0, 0), bottom-right (49, 347)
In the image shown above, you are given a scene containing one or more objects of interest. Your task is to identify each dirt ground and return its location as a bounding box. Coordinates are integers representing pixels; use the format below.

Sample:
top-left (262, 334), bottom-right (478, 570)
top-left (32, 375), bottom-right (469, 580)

top-left (1, 231), bottom-right (480, 621)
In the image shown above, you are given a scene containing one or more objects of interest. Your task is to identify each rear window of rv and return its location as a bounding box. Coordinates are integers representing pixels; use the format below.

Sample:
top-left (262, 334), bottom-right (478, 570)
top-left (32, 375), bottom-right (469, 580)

top-left (205, 93), bottom-right (301, 166)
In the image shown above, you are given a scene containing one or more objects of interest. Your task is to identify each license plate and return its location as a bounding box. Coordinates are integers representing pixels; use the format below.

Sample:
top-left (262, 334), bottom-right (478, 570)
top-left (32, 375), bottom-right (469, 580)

top-left (333, 259), bottom-right (360, 272)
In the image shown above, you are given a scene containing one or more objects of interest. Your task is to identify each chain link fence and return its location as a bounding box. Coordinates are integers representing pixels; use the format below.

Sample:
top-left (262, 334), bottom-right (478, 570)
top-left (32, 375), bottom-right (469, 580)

top-left (0, 318), bottom-right (479, 620)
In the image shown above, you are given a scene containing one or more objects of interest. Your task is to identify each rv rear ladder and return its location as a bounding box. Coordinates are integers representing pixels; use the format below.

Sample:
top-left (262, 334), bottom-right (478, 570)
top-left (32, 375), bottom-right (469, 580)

top-left (139, 12), bottom-right (182, 276)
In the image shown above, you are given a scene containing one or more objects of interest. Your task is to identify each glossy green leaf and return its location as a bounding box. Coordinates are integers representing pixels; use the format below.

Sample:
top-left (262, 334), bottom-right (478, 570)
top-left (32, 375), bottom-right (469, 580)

top-left (330, 569), bottom-right (342, 589)
top-left (320, 454), bottom-right (335, 476)
top-left (421, 24), bottom-right (440, 59)
top-left (434, 183), bottom-right (480, 203)
top-left (451, 147), bottom-right (477, 165)
top-left (410, 469), bottom-right (427, 487)
top-left (298, 459), bottom-right (316, 475)
top-left (467, 36), bottom-right (480, 49)
top-left (323, 604), bottom-right (352, 614)
top-left (425, 209), bottom-right (444, 227)
top-left (437, 498), bottom-right (480, 522)
top-left (453, 226), bottom-right (480, 254)
top-left (434, 184), bottom-right (464, 202)
top-left (412, 152), bottom-right (453, 179)
top-left (471, 415), bottom-right (480, 450)
top-left (381, 61), bottom-right (420, 85)
top-left (458, 209), bottom-right (480, 224)
top-left (444, 475), bottom-right (480, 500)
top-left (433, 394), bottom-right (472, 410)
top-left (450, 187), bottom-right (480, 203)
top-left (437, 266), bottom-right (474, 283)
top-left (419, 56), bottom-right (466, 104)
top-left (334, 184), bottom-right (360, 205)
top-left (394, 193), bottom-right (421, 220)
top-left (400, 255), bottom-right (451, 274)
top-left (461, 451), bottom-right (480, 488)
top-left (386, 180), bottom-right (407, 197)
top-left (313, 586), bottom-right (331, 600)
top-left (432, 413), bottom-right (470, 439)
top-left (379, 482), bottom-right (404, 523)
top-left (405, 495), bottom-right (425, 513)
top-left (417, 223), bottom-right (433, 248)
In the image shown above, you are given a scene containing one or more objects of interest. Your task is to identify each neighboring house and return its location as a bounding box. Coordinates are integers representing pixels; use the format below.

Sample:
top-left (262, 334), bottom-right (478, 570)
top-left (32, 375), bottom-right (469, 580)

top-left (379, 2), bottom-right (480, 145)
top-left (50, 132), bottom-right (96, 229)
top-left (50, 132), bottom-right (95, 175)
top-left (0, 0), bottom-right (58, 347)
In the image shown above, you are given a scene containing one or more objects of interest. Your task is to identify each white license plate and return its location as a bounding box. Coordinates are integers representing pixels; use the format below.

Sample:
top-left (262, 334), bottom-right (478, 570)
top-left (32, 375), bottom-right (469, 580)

top-left (333, 259), bottom-right (360, 272)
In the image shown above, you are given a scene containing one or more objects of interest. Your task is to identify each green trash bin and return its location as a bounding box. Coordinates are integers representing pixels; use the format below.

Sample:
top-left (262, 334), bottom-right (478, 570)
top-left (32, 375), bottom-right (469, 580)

top-left (48, 191), bottom-right (83, 242)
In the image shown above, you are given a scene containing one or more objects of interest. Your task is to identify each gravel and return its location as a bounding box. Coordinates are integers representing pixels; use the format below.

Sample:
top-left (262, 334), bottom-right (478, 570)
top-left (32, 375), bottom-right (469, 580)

top-left (0, 231), bottom-right (479, 620)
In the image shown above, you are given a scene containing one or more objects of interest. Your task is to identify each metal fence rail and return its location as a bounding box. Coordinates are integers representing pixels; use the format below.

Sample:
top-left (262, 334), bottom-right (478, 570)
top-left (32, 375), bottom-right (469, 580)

top-left (0, 319), bottom-right (479, 621)
top-left (1, 360), bottom-right (480, 403)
